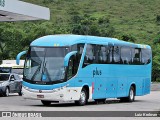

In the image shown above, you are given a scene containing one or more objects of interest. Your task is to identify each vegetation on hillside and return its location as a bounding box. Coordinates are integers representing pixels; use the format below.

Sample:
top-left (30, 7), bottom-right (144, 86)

top-left (0, 0), bottom-right (160, 81)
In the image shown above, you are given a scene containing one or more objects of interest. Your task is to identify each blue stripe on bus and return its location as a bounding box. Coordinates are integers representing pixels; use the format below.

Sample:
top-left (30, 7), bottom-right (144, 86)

top-left (23, 81), bottom-right (67, 90)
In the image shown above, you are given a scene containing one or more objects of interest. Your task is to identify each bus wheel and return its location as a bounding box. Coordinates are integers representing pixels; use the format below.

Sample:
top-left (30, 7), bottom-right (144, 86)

top-left (120, 86), bottom-right (135, 102)
top-left (75, 88), bottom-right (87, 106)
top-left (128, 86), bottom-right (135, 102)
top-left (41, 100), bottom-right (51, 106)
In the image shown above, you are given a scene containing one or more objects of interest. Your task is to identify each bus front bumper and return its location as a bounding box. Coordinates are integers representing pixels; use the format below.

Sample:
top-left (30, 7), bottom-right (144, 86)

top-left (22, 86), bottom-right (81, 101)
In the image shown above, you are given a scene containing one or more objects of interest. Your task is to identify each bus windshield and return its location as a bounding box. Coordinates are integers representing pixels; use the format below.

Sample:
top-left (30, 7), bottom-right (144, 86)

top-left (23, 46), bottom-right (70, 84)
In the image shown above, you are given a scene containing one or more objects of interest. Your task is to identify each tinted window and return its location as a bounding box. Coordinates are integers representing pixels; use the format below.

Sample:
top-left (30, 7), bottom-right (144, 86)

top-left (132, 48), bottom-right (141, 64)
top-left (82, 44), bottom-right (151, 66)
top-left (67, 44), bottom-right (85, 79)
top-left (24, 47), bottom-right (70, 84)
top-left (97, 45), bottom-right (108, 64)
top-left (83, 44), bottom-right (96, 67)
top-left (71, 44), bottom-right (84, 55)
top-left (113, 46), bottom-right (120, 63)
top-left (44, 47), bottom-right (70, 81)
top-left (142, 49), bottom-right (151, 64)
top-left (67, 56), bottom-right (74, 80)
top-left (78, 44), bottom-right (85, 54)
top-left (121, 47), bottom-right (132, 64)
top-left (108, 46), bottom-right (113, 63)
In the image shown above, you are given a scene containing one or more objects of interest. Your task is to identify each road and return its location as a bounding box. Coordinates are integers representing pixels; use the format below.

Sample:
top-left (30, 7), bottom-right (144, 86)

top-left (0, 84), bottom-right (160, 120)
top-left (0, 91), bottom-right (159, 111)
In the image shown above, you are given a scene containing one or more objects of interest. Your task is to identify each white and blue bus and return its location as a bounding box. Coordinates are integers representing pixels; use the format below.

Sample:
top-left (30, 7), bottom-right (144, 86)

top-left (16, 35), bottom-right (152, 106)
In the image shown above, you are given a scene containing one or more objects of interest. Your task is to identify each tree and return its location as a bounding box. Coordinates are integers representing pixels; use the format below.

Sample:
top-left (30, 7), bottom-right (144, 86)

top-left (151, 34), bottom-right (160, 81)
top-left (118, 34), bottom-right (136, 42)
top-left (71, 15), bottom-right (115, 37)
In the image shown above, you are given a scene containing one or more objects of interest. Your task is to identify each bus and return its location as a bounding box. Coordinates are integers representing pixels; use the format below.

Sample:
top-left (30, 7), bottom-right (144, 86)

top-left (16, 35), bottom-right (152, 106)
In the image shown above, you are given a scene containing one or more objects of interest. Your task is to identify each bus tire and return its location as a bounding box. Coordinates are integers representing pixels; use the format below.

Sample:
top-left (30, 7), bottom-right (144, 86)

top-left (120, 86), bottom-right (135, 102)
top-left (41, 100), bottom-right (51, 106)
top-left (4, 87), bottom-right (9, 97)
top-left (75, 88), bottom-right (87, 106)
top-left (128, 86), bottom-right (135, 102)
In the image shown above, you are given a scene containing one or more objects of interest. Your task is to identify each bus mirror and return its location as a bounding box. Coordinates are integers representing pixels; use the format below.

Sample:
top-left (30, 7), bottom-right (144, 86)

top-left (64, 51), bottom-right (77, 67)
top-left (16, 51), bottom-right (27, 65)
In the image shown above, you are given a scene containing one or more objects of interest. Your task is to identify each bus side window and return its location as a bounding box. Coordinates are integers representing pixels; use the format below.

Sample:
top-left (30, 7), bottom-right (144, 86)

top-left (67, 56), bottom-right (73, 80)
top-left (141, 48), bottom-right (151, 64)
top-left (132, 48), bottom-right (141, 64)
top-left (106, 46), bottom-right (113, 64)
top-left (98, 45), bottom-right (108, 64)
top-left (76, 43), bottom-right (85, 63)
top-left (113, 46), bottom-right (120, 64)
top-left (121, 47), bottom-right (132, 64)
top-left (67, 55), bottom-right (77, 80)
top-left (83, 44), bottom-right (96, 67)
top-left (71, 44), bottom-right (85, 55)
top-left (68, 44), bottom-right (85, 79)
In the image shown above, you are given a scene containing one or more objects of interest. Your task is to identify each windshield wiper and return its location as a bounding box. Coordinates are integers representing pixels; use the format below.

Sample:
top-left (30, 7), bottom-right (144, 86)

top-left (31, 61), bottom-right (42, 81)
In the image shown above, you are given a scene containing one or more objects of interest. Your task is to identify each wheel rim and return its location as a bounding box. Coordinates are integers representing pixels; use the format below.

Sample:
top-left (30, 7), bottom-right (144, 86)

top-left (130, 89), bottom-right (134, 100)
top-left (6, 88), bottom-right (9, 96)
top-left (80, 91), bottom-right (86, 103)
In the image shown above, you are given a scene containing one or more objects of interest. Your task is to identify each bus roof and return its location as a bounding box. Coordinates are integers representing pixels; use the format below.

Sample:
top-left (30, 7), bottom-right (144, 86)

top-left (31, 34), bottom-right (151, 49)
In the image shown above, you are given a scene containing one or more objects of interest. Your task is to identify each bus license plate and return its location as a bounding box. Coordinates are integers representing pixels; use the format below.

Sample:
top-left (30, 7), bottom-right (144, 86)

top-left (37, 95), bottom-right (44, 98)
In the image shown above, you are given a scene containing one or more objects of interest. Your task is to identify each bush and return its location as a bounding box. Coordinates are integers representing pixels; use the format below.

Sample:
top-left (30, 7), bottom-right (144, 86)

top-left (119, 34), bottom-right (136, 42)
top-left (156, 15), bottom-right (160, 22)
top-left (153, 34), bottom-right (160, 44)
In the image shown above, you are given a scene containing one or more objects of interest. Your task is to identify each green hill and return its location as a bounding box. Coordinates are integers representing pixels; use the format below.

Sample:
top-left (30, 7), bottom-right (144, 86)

top-left (21, 0), bottom-right (160, 44)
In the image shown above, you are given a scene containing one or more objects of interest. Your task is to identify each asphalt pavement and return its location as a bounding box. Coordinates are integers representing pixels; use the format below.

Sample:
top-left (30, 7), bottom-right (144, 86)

top-left (0, 83), bottom-right (159, 119)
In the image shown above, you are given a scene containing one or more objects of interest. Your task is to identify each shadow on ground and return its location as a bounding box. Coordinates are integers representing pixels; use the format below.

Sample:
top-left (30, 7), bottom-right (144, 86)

top-left (30, 99), bottom-right (144, 107)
